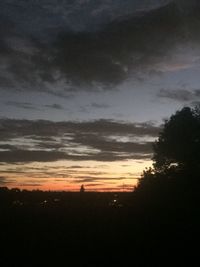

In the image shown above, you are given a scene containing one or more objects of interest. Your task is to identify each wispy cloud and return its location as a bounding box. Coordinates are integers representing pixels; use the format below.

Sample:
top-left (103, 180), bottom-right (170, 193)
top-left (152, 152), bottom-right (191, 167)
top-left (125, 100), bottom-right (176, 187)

top-left (157, 88), bottom-right (200, 102)
top-left (6, 101), bottom-right (38, 110)
top-left (44, 104), bottom-right (64, 110)
top-left (90, 103), bottom-right (110, 109)
top-left (0, 176), bottom-right (8, 184)
top-left (0, 176), bottom-right (16, 185)
top-left (0, 118), bottom-right (160, 162)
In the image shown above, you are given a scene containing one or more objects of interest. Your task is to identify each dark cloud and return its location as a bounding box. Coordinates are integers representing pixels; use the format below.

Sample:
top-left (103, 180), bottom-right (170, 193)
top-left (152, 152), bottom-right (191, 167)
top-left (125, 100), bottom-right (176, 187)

top-left (0, 118), bottom-right (160, 162)
top-left (6, 101), bottom-right (38, 110)
top-left (18, 183), bottom-right (43, 187)
top-left (44, 104), bottom-right (64, 110)
top-left (90, 103), bottom-right (110, 109)
top-left (194, 89), bottom-right (200, 97)
top-left (0, 1), bottom-right (200, 92)
top-left (67, 170), bottom-right (107, 175)
top-left (157, 89), bottom-right (194, 102)
top-left (73, 176), bottom-right (126, 183)
top-left (49, 3), bottom-right (173, 87)
top-left (80, 102), bottom-right (111, 113)
top-left (35, 142), bottom-right (64, 150)
top-left (0, 1), bottom-right (172, 37)
top-left (0, 144), bottom-right (17, 150)
top-left (30, 136), bottom-right (56, 142)
top-left (40, 1), bottom-right (200, 88)
top-left (158, 88), bottom-right (200, 102)
top-left (0, 149), bottom-right (151, 163)
top-left (71, 132), bottom-right (153, 154)
top-left (0, 118), bottom-right (160, 139)
top-left (0, 150), bottom-right (69, 163)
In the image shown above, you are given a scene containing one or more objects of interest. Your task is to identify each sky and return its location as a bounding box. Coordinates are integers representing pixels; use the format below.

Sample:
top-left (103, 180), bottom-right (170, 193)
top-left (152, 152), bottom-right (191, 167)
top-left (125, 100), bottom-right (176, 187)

top-left (1, 0), bottom-right (200, 191)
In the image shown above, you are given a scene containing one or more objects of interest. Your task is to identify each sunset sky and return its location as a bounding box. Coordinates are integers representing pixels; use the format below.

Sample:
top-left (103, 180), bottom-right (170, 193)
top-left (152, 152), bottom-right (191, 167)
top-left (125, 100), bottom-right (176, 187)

top-left (1, 0), bottom-right (200, 191)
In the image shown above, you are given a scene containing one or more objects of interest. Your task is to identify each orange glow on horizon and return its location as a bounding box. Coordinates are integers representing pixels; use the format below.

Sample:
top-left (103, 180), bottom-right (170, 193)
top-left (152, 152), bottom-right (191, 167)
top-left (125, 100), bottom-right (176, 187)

top-left (1, 159), bottom-right (152, 192)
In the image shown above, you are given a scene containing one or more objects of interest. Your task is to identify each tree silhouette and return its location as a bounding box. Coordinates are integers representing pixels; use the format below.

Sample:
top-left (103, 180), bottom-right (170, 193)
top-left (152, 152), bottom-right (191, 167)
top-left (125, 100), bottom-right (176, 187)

top-left (137, 106), bottom-right (200, 193)
top-left (153, 106), bottom-right (200, 172)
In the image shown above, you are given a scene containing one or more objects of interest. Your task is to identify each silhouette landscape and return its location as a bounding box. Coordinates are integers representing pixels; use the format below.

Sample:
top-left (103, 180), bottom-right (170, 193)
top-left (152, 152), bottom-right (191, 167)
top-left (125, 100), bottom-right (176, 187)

top-left (1, 1), bottom-right (200, 266)
top-left (1, 106), bottom-right (200, 266)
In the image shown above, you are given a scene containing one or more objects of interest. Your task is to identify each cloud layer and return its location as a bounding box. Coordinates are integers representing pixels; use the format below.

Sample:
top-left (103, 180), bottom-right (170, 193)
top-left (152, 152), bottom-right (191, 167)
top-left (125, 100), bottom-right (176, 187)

top-left (0, 119), bottom-right (161, 163)
top-left (0, 1), bottom-right (200, 94)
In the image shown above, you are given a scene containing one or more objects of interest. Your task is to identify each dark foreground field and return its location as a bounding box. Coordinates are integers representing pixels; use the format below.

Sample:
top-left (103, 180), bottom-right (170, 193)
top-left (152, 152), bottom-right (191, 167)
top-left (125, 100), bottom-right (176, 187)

top-left (0, 188), bottom-right (199, 266)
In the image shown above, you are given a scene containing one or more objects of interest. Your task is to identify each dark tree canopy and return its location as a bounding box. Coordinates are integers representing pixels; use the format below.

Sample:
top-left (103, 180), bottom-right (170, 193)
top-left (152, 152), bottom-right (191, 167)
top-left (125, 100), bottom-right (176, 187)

top-left (137, 106), bottom-right (200, 193)
top-left (153, 106), bottom-right (200, 171)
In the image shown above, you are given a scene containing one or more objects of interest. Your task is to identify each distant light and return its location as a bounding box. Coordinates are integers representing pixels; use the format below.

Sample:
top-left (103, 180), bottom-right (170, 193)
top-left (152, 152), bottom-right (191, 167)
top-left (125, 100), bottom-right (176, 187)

top-left (41, 200), bottom-right (48, 206)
